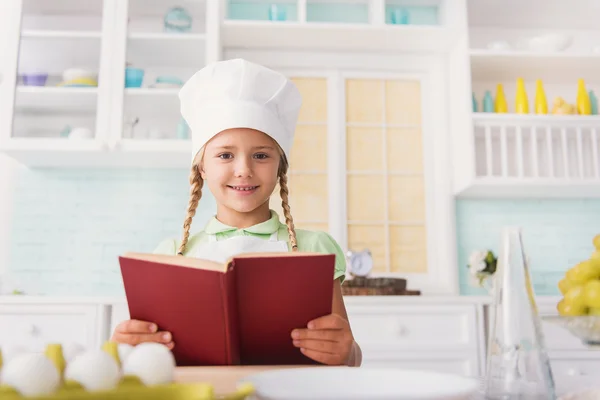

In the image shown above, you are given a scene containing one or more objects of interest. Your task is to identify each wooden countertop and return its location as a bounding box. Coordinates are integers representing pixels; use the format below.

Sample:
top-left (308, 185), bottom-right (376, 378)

top-left (174, 365), bottom-right (314, 394)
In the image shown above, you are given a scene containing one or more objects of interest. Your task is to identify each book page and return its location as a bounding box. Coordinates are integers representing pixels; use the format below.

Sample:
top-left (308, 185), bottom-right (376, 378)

top-left (121, 252), bottom-right (228, 272)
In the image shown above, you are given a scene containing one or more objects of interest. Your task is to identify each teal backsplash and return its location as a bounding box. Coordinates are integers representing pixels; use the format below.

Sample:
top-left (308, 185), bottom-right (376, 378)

top-left (7, 168), bottom-right (600, 297)
top-left (7, 168), bottom-right (217, 296)
top-left (456, 199), bottom-right (600, 296)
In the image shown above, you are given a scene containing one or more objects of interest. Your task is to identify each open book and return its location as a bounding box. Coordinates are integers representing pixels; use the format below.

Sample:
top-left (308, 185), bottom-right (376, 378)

top-left (118, 252), bottom-right (335, 366)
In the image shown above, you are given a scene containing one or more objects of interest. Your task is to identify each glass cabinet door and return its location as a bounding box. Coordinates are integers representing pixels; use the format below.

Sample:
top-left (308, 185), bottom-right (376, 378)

top-left (6, 0), bottom-right (112, 150)
top-left (110, 0), bottom-right (208, 156)
top-left (345, 77), bottom-right (427, 274)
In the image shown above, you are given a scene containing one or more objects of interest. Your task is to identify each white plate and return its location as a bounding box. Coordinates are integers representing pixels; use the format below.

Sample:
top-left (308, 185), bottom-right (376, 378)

top-left (239, 367), bottom-right (479, 400)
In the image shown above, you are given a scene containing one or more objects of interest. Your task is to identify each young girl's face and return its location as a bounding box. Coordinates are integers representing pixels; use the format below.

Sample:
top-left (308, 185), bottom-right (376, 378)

top-left (200, 128), bottom-right (281, 214)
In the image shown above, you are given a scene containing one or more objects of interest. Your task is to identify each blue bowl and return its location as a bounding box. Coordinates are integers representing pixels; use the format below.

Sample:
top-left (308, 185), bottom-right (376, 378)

top-left (125, 67), bottom-right (144, 88)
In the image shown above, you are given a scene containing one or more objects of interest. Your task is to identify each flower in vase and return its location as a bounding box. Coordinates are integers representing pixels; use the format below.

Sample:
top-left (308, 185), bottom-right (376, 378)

top-left (467, 249), bottom-right (498, 290)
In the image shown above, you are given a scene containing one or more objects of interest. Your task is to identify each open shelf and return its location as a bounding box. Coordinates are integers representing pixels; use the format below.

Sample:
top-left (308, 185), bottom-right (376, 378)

top-left (221, 20), bottom-right (456, 52)
top-left (456, 178), bottom-right (600, 199)
top-left (1, 138), bottom-right (191, 168)
top-left (21, 30), bottom-right (102, 39)
top-left (470, 50), bottom-right (600, 84)
top-left (126, 34), bottom-right (205, 67)
top-left (456, 113), bottom-right (600, 198)
top-left (15, 87), bottom-right (98, 112)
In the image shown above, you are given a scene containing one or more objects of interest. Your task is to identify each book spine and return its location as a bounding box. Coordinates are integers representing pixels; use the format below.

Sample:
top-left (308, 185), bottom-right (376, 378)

top-left (221, 262), bottom-right (240, 365)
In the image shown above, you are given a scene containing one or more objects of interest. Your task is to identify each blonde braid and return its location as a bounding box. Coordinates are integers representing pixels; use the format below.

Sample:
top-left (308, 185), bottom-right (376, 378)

top-left (177, 163), bottom-right (204, 256)
top-left (278, 169), bottom-right (298, 251)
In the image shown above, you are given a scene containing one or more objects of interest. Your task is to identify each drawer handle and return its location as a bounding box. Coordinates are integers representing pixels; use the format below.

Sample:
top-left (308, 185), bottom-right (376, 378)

top-left (28, 324), bottom-right (40, 337)
top-left (397, 326), bottom-right (409, 337)
top-left (567, 368), bottom-right (587, 377)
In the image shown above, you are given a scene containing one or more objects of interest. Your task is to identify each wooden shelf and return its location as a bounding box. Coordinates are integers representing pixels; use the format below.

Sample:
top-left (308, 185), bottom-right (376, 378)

top-left (470, 50), bottom-right (600, 83)
top-left (221, 20), bottom-right (456, 53)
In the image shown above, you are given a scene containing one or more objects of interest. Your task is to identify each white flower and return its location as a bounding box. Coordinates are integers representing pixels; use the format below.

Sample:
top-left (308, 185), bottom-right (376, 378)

top-left (474, 261), bottom-right (487, 272)
top-left (468, 250), bottom-right (488, 270)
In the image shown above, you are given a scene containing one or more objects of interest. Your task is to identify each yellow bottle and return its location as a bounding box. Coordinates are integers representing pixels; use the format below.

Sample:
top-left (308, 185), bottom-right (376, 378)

top-left (45, 344), bottom-right (66, 382)
top-left (534, 80), bottom-right (548, 114)
top-left (495, 83), bottom-right (508, 113)
top-left (102, 340), bottom-right (121, 367)
top-left (515, 78), bottom-right (529, 114)
top-left (577, 79), bottom-right (592, 115)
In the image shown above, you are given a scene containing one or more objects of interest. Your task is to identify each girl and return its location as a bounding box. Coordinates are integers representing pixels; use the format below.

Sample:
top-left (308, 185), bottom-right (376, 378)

top-left (112, 59), bottom-right (362, 367)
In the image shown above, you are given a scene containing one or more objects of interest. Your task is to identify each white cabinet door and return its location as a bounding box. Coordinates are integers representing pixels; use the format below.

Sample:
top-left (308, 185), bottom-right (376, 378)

top-left (0, 0), bottom-right (22, 144)
top-left (346, 303), bottom-right (480, 352)
top-left (0, 304), bottom-right (109, 353)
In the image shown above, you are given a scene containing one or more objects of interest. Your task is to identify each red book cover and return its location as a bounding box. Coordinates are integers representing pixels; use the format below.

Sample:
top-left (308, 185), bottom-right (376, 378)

top-left (118, 252), bottom-right (334, 366)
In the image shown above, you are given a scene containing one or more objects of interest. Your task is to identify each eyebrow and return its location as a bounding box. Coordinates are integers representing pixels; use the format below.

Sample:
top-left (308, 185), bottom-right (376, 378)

top-left (214, 145), bottom-right (276, 150)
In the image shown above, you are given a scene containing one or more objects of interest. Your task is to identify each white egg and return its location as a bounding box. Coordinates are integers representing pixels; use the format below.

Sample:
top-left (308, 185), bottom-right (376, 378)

top-left (64, 350), bottom-right (121, 392)
top-left (122, 342), bottom-right (175, 385)
top-left (1, 353), bottom-right (60, 396)
top-left (117, 343), bottom-right (133, 363)
top-left (62, 342), bottom-right (85, 363)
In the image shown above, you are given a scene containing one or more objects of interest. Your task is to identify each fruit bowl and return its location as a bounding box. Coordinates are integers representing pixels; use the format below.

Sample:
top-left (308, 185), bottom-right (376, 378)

top-left (542, 315), bottom-right (600, 347)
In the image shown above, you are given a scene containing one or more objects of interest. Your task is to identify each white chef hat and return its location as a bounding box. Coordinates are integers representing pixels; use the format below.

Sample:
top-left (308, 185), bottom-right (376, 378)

top-left (179, 58), bottom-right (302, 163)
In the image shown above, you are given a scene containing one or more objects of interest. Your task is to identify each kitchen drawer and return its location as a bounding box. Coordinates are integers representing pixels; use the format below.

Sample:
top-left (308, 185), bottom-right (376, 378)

top-left (360, 349), bottom-right (481, 377)
top-left (550, 357), bottom-right (600, 378)
top-left (346, 304), bottom-right (479, 350)
top-left (0, 304), bottom-right (107, 353)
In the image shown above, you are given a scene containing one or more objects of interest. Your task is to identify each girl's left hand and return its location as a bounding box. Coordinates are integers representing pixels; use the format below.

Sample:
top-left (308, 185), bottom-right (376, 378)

top-left (291, 313), bottom-right (355, 366)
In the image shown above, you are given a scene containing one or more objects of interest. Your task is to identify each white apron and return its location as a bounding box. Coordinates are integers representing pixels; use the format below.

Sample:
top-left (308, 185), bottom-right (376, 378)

top-left (194, 231), bottom-right (289, 263)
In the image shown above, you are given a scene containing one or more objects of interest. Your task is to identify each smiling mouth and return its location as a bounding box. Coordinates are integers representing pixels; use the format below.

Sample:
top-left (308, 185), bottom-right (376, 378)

top-left (228, 185), bottom-right (259, 191)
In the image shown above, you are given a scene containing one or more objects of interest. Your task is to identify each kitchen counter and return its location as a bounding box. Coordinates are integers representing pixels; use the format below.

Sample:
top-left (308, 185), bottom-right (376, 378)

top-left (173, 365), bottom-right (315, 394)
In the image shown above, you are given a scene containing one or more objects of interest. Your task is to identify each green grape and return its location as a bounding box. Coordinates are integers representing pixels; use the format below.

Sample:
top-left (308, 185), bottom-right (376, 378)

top-left (566, 260), bottom-right (600, 284)
top-left (584, 280), bottom-right (600, 308)
top-left (564, 285), bottom-right (587, 309)
top-left (557, 299), bottom-right (587, 316)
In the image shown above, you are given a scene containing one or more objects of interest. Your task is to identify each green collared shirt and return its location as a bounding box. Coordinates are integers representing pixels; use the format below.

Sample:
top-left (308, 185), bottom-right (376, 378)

top-left (153, 210), bottom-right (346, 283)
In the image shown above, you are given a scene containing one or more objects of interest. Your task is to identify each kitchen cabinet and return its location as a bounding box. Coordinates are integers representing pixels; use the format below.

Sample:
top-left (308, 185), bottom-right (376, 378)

top-left (0, 0), bottom-right (217, 168)
top-left (453, 0), bottom-right (600, 198)
top-left (0, 295), bottom-right (597, 382)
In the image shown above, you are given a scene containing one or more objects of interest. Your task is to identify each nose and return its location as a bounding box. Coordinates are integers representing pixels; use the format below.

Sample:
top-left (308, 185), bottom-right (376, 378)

top-left (234, 156), bottom-right (253, 178)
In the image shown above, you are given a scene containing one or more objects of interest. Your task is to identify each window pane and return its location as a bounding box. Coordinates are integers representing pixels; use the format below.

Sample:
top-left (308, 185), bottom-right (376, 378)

top-left (291, 125), bottom-right (327, 171)
top-left (348, 225), bottom-right (386, 273)
top-left (390, 225), bottom-right (427, 273)
top-left (385, 80), bottom-right (422, 125)
top-left (292, 77), bottom-right (327, 123)
top-left (346, 79), bottom-right (383, 123)
top-left (388, 176), bottom-right (425, 222)
top-left (347, 175), bottom-right (384, 221)
top-left (387, 128), bottom-right (423, 172)
top-left (347, 127), bottom-right (383, 171)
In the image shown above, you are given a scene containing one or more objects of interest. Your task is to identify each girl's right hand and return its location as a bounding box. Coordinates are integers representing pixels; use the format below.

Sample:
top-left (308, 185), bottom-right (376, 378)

top-left (111, 319), bottom-right (174, 350)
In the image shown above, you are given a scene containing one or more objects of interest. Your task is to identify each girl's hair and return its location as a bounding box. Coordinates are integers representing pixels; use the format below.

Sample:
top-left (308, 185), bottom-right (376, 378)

top-left (176, 143), bottom-right (298, 255)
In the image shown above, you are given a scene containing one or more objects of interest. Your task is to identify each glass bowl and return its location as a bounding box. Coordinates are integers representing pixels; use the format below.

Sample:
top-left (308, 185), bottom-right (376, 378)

top-left (542, 315), bottom-right (600, 346)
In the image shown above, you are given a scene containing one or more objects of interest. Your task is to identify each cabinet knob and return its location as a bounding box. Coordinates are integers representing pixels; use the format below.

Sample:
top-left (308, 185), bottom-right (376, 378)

top-left (566, 368), bottom-right (586, 376)
top-left (397, 326), bottom-right (409, 337)
top-left (28, 324), bottom-right (40, 336)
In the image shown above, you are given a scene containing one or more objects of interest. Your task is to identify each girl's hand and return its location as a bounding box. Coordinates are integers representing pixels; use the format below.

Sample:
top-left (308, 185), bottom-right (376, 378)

top-left (111, 319), bottom-right (174, 350)
top-left (291, 313), bottom-right (355, 366)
